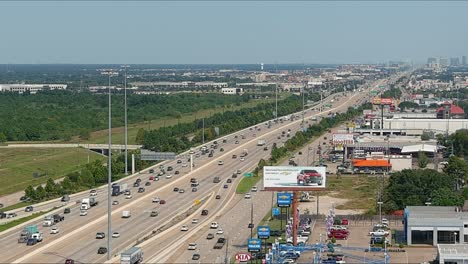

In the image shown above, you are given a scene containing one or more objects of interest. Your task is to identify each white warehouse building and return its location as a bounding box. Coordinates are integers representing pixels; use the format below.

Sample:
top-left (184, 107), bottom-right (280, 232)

top-left (0, 84), bottom-right (67, 94)
top-left (221, 88), bottom-right (243, 95)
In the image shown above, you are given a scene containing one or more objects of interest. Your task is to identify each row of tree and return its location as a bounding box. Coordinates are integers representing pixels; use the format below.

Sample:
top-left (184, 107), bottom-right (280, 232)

top-left (141, 95), bottom-right (304, 152)
top-left (0, 90), bottom-right (251, 142)
top-left (383, 156), bottom-right (468, 212)
top-left (269, 104), bottom-right (371, 164)
top-left (23, 151), bottom-right (153, 202)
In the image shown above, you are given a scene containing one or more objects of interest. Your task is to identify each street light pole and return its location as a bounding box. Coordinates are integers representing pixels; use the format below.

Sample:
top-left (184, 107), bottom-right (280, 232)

top-left (101, 69), bottom-right (117, 260)
top-left (122, 65), bottom-right (129, 175)
top-left (377, 201), bottom-right (383, 224)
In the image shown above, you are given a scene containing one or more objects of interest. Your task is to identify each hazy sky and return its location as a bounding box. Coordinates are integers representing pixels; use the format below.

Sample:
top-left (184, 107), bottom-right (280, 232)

top-left (1, 1), bottom-right (466, 64)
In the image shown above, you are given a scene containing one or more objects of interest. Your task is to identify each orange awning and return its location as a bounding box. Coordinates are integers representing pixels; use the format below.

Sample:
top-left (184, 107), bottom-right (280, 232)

top-left (352, 159), bottom-right (391, 167)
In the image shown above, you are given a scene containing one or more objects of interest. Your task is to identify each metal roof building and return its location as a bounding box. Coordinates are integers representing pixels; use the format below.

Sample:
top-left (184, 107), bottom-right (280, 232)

top-left (437, 244), bottom-right (468, 264)
top-left (404, 206), bottom-right (468, 246)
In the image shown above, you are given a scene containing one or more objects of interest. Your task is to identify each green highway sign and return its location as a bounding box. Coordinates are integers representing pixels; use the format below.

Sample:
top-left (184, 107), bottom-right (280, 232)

top-left (379, 85), bottom-right (385, 88)
top-left (244, 173), bottom-right (253, 177)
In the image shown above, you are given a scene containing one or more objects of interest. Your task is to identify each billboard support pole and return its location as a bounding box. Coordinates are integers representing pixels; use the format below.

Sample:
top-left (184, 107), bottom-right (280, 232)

top-left (316, 192), bottom-right (319, 216)
top-left (280, 207), bottom-right (283, 231)
top-left (292, 190), bottom-right (298, 246)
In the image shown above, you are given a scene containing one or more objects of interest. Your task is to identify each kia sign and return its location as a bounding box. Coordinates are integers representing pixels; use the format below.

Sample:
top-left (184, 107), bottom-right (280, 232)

top-left (277, 193), bottom-right (292, 207)
top-left (257, 226), bottom-right (271, 239)
top-left (247, 238), bottom-right (262, 252)
top-left (264, 166), bottom-right (327, 191)
top-left (235, 253), bottom-right (251, 262)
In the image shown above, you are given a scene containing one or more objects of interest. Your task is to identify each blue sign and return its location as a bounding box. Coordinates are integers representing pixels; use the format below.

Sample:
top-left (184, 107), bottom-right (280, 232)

top-left (247, 238), bottom-right (262, 252)
top-left (272, 208), bottom-right (280, 216)
top-left (277, 192), bottom-right (292, 207)
top-left (257, 226), bottom-right (271, 239)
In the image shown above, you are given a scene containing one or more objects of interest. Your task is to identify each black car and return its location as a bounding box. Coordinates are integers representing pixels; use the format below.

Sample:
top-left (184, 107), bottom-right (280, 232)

top-left (138, 187), bottom-right (145, 193)
top-left (177, 160), bottom-right (182, 164)
top-left (145, 181), bottom-right (151, 186)
top-left (208, 153), bottom-right (213, 157)
top-left (215, 195), bottom-right (221, 199)
top-left (167, 166), bottom-right (173, 171)
top-left (64, 208), bottom-right (71, 214)
top-left (223, 185), bottom-right (228, 189)
top-left (136, 178), bottom-right (142, 183)
top-left (26, 238), bottom-right (37, 246)
top-left (192, 187), bottom-right (198, 192)
top-left (173, 187), bottom-right (179, 192)
top-left (232, 173), bottom-right (237, 178)
top-left (227, 179), bottom-right (232, 183)
top-left (25, 206), bottom-right (34, 212)
top-left (149, 169), bottom-right (154, 174)
top-left (97, 247), bottom-right (108, 254)
top-left (133, 182), bottom-right (140, 187)
top-left (220, 148), bottom-right (224, 152)
top-left (201, 209), bottom-right (209, 216)
top-left (175, 170), bottom-right (180, 175)
top-left (192, 254), bottom-right (200, 260)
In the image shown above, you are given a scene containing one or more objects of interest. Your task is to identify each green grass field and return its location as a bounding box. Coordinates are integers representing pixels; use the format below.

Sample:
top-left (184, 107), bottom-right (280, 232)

top-left (0, 148), bottom-right (105, 196)
top-left (325, 175), bottom-right (379, 213)
top-left (79, 99), bottom-right (277, 144)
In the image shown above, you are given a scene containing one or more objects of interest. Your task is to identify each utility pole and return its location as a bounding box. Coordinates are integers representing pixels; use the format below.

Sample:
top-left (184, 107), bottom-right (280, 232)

top-left (302, 85), bottom-right (305, 127)
top-left (122, 65), bottom-right (130, 175)
top-left (202, 118), bottom-right (205, 144)
top-left (250, 201), bottom-right (254, 239)
top-left (101, 69), bottom-right (117, 261)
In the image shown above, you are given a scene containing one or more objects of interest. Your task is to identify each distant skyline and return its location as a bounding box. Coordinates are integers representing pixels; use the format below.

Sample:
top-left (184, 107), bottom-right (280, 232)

top-left (0, 1), bottom-right (467, 64)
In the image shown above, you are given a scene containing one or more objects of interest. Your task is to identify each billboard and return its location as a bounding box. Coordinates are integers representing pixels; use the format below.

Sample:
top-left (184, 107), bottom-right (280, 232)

top-left (247, 238), bottom-right (262, 252)
top-left (277, 193), bottom-right (292, 207)
top-left (332, 134), bottom-right (354, 145)
top-left (372, 97), bottom-right (393, 105)
top-left (263, 166), bottom-right (327, 191)
top-left (257, 226), bottom-right (271, 239)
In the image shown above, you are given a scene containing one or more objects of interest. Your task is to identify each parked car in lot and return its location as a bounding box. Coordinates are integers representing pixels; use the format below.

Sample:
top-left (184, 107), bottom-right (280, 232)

top-left (328, 231), bottom-right (348, 240)
top-left (369, 229), bottom-right (389, 236)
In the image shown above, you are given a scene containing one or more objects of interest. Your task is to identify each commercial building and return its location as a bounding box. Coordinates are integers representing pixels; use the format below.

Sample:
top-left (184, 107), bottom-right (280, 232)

top-left (404, 206), bottom-right (468, 246)
top-left (221, 87), bottom-right (243, 95)
top-left (450, 57), bottom-right (461, 66)
top-left (437, 102), bottom-right (466, 119)
top-left (0, 84), bottom-right (67, 94)
top-left (437, 244), bottom-right (468, 264)
top-left (463, 56), bottom-right (467, 66)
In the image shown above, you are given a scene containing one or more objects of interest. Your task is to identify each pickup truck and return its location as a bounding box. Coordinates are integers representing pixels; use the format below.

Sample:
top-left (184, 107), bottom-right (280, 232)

top-left (369, 229), bottom-right (389, 236)
top-left (213, 238), bottom-right (226, 249)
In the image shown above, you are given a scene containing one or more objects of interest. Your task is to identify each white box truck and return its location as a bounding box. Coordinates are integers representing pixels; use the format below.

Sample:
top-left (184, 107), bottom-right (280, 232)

top-left (81, 198), bottom-right (90, 210)
top-left (122, 211), bottom-right (131, 218)
top-left (120, 247), bottom-right (143, 264)
top-left (257, 139), bottom-right (266, 146)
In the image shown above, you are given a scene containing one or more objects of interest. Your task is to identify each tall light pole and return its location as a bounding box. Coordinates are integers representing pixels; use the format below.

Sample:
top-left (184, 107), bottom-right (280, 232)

top-left (377, 201), bottom-right (383, 224)
top-left (101, 69), bottom-right (117, 260)
top-left (275, 83), bottom-right (278, 121)
top-left (122, 65), bottom-right (130, 175)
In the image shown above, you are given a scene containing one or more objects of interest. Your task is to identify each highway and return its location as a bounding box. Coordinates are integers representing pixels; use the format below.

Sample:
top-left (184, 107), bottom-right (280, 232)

top-left (1, 74), bottom-right (401, 263)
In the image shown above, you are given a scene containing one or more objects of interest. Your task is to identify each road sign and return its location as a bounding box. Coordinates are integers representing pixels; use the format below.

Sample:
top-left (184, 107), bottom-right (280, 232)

top-left (243, 172), bottom-right (253, 177)
top-left (247, 238), bottom-right (261, 252)
top-left (277, 193), bottom-right (292, 207)
top-left (140, 150), bottom-right (176, 161)
top-left (257, 226), bottom-right (271, 239)
top-left (272, 208), bottom-right (280, 216)
top-left (235, 253), bottom-right (251, 262)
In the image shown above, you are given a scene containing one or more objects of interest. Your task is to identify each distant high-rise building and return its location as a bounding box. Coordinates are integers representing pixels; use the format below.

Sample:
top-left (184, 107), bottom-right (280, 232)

top-left (439, 57), bottom-right (449, 67)
top-left (450, 57), bottom-right (460, 66)
top-left (462, 56), bottom-right (467, 65)
top-left (427, 57), bottom-right (437, 64)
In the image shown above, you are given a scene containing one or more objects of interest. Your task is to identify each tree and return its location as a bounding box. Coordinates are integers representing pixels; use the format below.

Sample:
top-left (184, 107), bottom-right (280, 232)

top-left (421, 133), bottom-right (431, 141)
top-left (135, 128), bottom-right (145, 145)
top-left (444, 156), bottom-right (468, 191)
top-left (35, 185), bottom-right (47, 201)
top-left (25, 185), bottom-right (37, 201)
top-left (418, 152), bottom-right (428, 168)
top-left (44, 178), bottom-right (57, 197)
top-left (61, 177), bottom-right (74, 192)
top-left (80, 168), bottom-right (95, 188)
top-left (431, 187), bottom-right (464, 206)
top-left (0, 132), bottom-right (6, 143)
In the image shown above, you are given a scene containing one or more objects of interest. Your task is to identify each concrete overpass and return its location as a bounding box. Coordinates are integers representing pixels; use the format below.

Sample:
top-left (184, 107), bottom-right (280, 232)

top-left (0, 143), bottom-right (143, 155)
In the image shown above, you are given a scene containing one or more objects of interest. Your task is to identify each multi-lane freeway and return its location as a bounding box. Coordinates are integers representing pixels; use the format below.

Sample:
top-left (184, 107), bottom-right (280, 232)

top-left (0, 74), bottom-right (402, 263)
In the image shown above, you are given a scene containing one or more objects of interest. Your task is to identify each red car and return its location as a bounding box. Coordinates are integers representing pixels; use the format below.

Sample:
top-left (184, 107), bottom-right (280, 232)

top-left (159, 200), bottom-right (166, 204)
top-left (341, 219), bottom-right (349, 225)
top-left (297, 170), bottom-right (323, 186)
top-left (149, 176), bottom-right (154, 181)
top-left (328, 231), bottom-right (348, 240)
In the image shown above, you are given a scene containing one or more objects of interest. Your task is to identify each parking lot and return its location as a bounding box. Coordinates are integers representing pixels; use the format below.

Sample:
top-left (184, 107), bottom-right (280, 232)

top-left (294, 218), bottom-right (436, 264)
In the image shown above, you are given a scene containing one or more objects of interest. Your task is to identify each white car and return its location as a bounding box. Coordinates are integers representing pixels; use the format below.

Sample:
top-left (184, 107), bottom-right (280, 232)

top-left (80, 210), bottom-right (88, 216)
top-left (244, 193), bottom-right (251, 199)
top-left (182, 163), bottom-right (188, 167)
top-left (125, 194), bottom-right (132, 199)
top-left (90, 190), bottom-right (97, 196)
top-left (112, 200), bottom-right (119, 205)
top-left (112, 232), bottom-right (120, 238)
top-left (188, 243), bottom-right (197, 250)
top-left (216, 228), bottom-right (224, 234)
top-left (152, 197), bottom-right (160, 203)
top-left (251, 187), bottom-right (258, 192)
top-left (50, 227), bottom-right (59, 234)
top-left (181, 225), bottom-right (189, 231)
top-left (218, 161), bottom-right (224, 165)
top-left (240, 157), bottom-right (245, 161)
top-left (165, 175), bottom-right (173, 179)
top-left (192, 219), bottom-right (198, 224)
top-left (210, 222), bottom-right (219, 229)
top-left (381, 218), bottom-right (389, 226)
top-left (369, 229), bottom-right (389, 236)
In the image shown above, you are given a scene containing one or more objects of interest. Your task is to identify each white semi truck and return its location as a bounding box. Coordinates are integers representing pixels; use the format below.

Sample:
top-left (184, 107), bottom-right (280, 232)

top-left (120, 247), bottom-right (143, 264)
